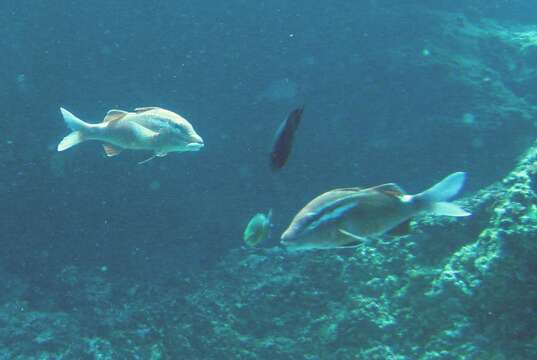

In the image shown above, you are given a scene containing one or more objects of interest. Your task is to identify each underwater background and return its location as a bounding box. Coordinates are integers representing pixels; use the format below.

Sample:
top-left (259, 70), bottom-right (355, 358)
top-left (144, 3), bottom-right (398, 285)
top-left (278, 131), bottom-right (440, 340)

top-left (1, 0), bottom-right (536, 359)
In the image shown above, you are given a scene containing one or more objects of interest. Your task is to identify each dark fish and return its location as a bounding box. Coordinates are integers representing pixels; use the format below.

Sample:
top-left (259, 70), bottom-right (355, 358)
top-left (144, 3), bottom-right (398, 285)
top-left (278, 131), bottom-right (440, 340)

top-left (280, 172), bottom-right (470, 251)
top-left (270, 106), bottom-right (304, 171)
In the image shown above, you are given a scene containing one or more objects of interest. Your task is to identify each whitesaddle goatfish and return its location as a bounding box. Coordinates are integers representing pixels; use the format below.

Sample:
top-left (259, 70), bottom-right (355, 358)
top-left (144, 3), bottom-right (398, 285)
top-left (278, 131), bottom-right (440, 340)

top-left (57, 107), bottom-right (204, 160)
top-left (280, 172), bottom-right (470, 251)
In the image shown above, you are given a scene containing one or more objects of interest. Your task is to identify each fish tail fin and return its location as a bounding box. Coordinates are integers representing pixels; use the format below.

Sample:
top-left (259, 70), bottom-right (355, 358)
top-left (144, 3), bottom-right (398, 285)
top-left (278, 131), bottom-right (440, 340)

top-left (58, 131), bottom-right (84, 151)
top-left (430, 202), bottom-right (471, 217)
top-left (60, 107), bottom-right (88, 132)
top-left (57, 108), bottom-right (92, 151)
top-left (415, 172), bottom-right (471, 217)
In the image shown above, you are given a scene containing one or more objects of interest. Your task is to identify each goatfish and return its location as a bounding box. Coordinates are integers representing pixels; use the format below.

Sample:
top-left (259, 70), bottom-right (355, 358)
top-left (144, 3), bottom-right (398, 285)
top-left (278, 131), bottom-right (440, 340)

top-left (57, 107), bottom-right (204, 160)
top-left (270, 106), bottom-right (304, 171)
top-left (280, 172), bottom-right (471, 251)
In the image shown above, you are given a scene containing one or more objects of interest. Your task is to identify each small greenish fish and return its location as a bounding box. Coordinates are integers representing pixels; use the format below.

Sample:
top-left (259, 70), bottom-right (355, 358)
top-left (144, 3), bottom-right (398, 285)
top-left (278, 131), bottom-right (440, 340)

top-left (280, 172), bottom-right (470, 251)
top-left (57, 107), bottom-right (204, 160)
top-left (243, 209), bottom-right (273, 247)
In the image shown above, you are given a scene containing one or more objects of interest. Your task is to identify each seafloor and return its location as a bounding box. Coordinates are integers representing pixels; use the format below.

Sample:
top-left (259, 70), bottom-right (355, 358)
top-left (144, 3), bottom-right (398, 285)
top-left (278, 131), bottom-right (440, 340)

top-left (2, 6), bottom-right (537, 360)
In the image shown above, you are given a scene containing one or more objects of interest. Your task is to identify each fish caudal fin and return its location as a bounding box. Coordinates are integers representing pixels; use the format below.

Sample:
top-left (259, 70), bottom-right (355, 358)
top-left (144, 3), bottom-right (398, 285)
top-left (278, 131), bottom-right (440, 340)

top-left (58, 131), bottom-right (84, 151)
top-left (57, 108), bottom-right (91, 151)
top-left (60, 107), bottom-right (87, 131)
top-left (416, 172), bottom-right (471, 217)
top-left (430, 202), bottom-right (471, 217)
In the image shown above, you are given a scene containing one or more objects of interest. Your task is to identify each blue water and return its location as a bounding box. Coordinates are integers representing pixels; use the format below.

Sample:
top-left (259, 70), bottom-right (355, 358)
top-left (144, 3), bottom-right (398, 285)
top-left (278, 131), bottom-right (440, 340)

top-left (1, 1), bottom-right (536, 358)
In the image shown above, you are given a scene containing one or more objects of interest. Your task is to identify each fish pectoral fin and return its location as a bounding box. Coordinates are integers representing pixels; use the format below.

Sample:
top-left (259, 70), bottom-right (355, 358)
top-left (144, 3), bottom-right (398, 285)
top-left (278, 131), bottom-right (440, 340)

top-left (386, 219), bottom-right (411, 236)
top-left (103, 144), bottom-right (123, 157)
top-left (103, 109), bottom-right (128, 123)
top-left (431, 202), bottom-right (471, 217)
top-left (134, 107), bottom-right (159, 113)
top-left (337, 229), bottom-right (370, 246)
top-left (129, 122), bottom-right (159, 138)
top-left (335, 240), bottom-right (363, 248)
top-left (156, 152), bottom-right (168, 157)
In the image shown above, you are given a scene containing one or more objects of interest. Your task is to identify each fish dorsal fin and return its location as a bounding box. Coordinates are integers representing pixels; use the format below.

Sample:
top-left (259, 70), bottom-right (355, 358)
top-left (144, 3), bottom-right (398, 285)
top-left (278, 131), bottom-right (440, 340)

top-left (134, 107), bottom-right (159, 113)
top-left (103, 144), bottom-right (123, 157)
top-left (266, 209), bottom-right (273, 223)
top-left (313, 187), bottom-right (361, 204)
top-left (332, 187), bottom-right (362, 193)
top-left (387, 219), bottom-right (411, 236)
top-left (370, 183), bottom-right (407, 198)
top-left (103, 110), bottom-right (128, 123)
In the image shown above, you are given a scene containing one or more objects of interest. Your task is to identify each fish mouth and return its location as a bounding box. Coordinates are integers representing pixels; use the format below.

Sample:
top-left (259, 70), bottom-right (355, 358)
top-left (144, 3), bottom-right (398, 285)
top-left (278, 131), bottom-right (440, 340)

top-left (280, 232), bottom-right (295, 248)
top-left (186, 137), bottom-right (204, 151)
top-left (281, 231), bottom-right (328, 251)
